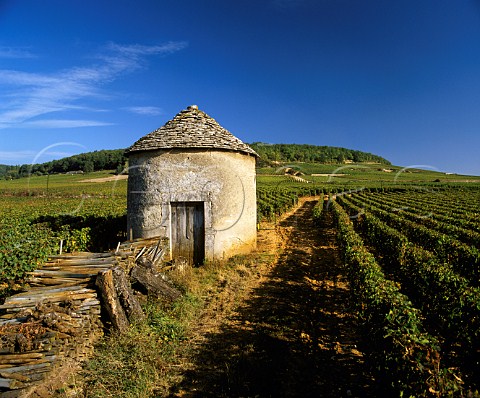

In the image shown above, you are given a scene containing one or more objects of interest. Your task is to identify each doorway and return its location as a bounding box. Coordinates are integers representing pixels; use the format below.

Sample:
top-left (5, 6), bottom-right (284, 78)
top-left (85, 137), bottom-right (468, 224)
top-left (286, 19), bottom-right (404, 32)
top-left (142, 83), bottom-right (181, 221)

top-left (170, 202), bottom-right (205, 266)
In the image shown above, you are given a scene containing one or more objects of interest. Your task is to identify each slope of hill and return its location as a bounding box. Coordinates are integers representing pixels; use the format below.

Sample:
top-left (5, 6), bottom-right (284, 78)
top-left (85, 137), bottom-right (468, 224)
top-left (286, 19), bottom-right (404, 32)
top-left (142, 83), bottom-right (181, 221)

top-left (0, 149), bottom-right (126, 179)
top-left (249, 143), bottom-right (391, 166)
top-left (0, 144), bottom-right (391, 179)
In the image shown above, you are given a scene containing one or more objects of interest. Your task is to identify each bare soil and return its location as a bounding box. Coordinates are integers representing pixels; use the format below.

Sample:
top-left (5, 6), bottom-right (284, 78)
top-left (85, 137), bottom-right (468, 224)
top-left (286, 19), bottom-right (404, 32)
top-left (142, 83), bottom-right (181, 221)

top-left (169, 198), bottom-right (375, 397)
top-left (79, 175), bottom-right (128, 183)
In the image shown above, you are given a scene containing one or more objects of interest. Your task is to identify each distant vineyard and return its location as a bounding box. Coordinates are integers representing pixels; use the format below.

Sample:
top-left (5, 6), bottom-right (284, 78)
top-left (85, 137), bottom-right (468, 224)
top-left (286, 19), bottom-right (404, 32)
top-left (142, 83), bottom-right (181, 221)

top-left (329, 188), bottom-right (480, 396)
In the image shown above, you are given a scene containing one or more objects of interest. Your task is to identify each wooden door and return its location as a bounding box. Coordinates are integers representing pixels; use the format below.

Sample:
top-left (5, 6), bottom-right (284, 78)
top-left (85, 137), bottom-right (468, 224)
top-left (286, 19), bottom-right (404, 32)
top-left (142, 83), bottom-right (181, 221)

top-left (171, 202), bottom-right (205, 266)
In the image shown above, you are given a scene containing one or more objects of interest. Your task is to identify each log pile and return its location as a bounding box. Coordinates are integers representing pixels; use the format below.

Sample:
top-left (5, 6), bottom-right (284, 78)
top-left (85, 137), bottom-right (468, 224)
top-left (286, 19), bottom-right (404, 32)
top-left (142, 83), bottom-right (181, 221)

top-left (0, 237), bottom-right (169, 396)
top-left (95, 237), bottom-right (181, 333)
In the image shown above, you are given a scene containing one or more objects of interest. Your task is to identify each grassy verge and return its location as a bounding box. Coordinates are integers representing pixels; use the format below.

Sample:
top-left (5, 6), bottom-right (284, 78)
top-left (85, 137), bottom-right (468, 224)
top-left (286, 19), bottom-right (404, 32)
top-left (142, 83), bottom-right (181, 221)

top-left (82, 294), bottom-right (201, 397)
top-left (78, 255), bottom-right (264, 398)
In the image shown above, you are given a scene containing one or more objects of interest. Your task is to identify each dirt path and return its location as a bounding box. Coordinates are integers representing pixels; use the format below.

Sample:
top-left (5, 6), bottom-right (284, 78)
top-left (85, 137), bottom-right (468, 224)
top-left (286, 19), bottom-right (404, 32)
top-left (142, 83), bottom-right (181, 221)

top-left (79, 175), bottom-right (128, 183)
top-left (170, 198), bottom-right (374, 397)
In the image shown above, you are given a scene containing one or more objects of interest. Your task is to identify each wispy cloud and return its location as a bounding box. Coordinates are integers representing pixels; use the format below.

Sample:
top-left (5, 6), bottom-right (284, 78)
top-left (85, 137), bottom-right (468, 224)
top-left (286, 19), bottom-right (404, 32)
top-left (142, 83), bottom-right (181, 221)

top-left (107, 42), bottom-right (188, 58)
top-left (124, 106), bottom-right (164, 116)
top-left (0, 46), bottom-right (36, 59)
top-left (0, 150), bottom-right (77, 164)
top-left (25, 119), bottom-right (115, 128)
top-left (0, 41), bottom-right (188, 129)
top-left (0, 150), bottom-right (37, 163)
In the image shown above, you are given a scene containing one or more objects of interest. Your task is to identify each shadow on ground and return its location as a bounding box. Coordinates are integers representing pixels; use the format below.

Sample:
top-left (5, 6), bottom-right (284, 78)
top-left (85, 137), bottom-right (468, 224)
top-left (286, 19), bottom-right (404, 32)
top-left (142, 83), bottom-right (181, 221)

top-left (169, 200), bottom-right (375, 397)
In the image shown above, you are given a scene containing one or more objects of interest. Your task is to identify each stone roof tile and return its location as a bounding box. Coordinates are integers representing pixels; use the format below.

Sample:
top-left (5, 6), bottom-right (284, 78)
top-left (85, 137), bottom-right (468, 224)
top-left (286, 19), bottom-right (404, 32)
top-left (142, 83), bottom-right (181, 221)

top-left (126, 105), bottom-right (258, 157)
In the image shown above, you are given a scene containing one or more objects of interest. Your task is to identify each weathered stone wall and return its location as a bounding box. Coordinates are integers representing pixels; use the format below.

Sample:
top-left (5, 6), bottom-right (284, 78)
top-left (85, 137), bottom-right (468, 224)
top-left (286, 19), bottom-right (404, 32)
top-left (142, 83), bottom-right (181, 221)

top-left (127, 149), bottom-right (257, 260)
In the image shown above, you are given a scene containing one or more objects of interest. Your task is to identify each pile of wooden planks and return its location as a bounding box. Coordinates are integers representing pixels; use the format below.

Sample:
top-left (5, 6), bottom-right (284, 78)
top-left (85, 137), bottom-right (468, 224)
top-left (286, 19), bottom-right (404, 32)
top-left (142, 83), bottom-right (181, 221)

top-left (0, 238), bottom-right (162, 395)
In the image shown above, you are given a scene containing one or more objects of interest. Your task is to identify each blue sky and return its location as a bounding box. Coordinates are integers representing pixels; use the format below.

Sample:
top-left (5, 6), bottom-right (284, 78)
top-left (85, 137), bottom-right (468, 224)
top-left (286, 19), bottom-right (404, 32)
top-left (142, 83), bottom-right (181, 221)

top-left (1, 0), bottom-right (480, 175)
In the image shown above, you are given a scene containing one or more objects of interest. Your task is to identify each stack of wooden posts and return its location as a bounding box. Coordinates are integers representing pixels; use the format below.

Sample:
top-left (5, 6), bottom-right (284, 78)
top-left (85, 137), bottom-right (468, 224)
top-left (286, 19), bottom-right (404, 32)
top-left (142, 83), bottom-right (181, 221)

top-left (0, 238), bottom-right (162, 395)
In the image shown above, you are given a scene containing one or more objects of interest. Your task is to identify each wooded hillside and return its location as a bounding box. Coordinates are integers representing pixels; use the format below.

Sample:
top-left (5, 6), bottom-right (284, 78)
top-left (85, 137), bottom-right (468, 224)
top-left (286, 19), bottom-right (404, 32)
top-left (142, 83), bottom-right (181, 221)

top-left (249, 143), bottom-right (391, 165)
top-left (0, 149), bottom-right (127, 179)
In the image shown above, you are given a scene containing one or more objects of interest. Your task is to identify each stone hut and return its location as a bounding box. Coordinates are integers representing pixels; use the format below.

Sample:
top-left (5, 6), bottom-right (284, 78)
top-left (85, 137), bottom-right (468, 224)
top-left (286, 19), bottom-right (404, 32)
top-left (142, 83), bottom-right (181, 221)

top-left (125, 105), bottom-right (258, 265)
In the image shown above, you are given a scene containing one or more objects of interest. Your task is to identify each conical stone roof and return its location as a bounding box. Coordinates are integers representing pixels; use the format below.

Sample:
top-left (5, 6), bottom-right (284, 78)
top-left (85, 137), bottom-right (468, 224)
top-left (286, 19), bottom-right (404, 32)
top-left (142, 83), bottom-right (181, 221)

top-left (126, 105), bottom-right (258, 157)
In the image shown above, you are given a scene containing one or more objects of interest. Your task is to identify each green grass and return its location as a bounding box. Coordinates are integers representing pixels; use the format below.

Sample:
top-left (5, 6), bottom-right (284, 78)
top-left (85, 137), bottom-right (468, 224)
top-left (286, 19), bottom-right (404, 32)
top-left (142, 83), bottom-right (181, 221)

top-left (81, 257), bottom-right (255, 397)
top-left (83, 293), bottom-right (202, 397)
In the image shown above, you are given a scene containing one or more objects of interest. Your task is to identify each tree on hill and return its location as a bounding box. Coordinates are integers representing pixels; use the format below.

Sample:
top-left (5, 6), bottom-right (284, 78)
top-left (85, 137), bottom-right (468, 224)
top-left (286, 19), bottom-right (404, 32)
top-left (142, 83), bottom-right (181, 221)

top-left (83, 160), bottom-right (95, 173)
